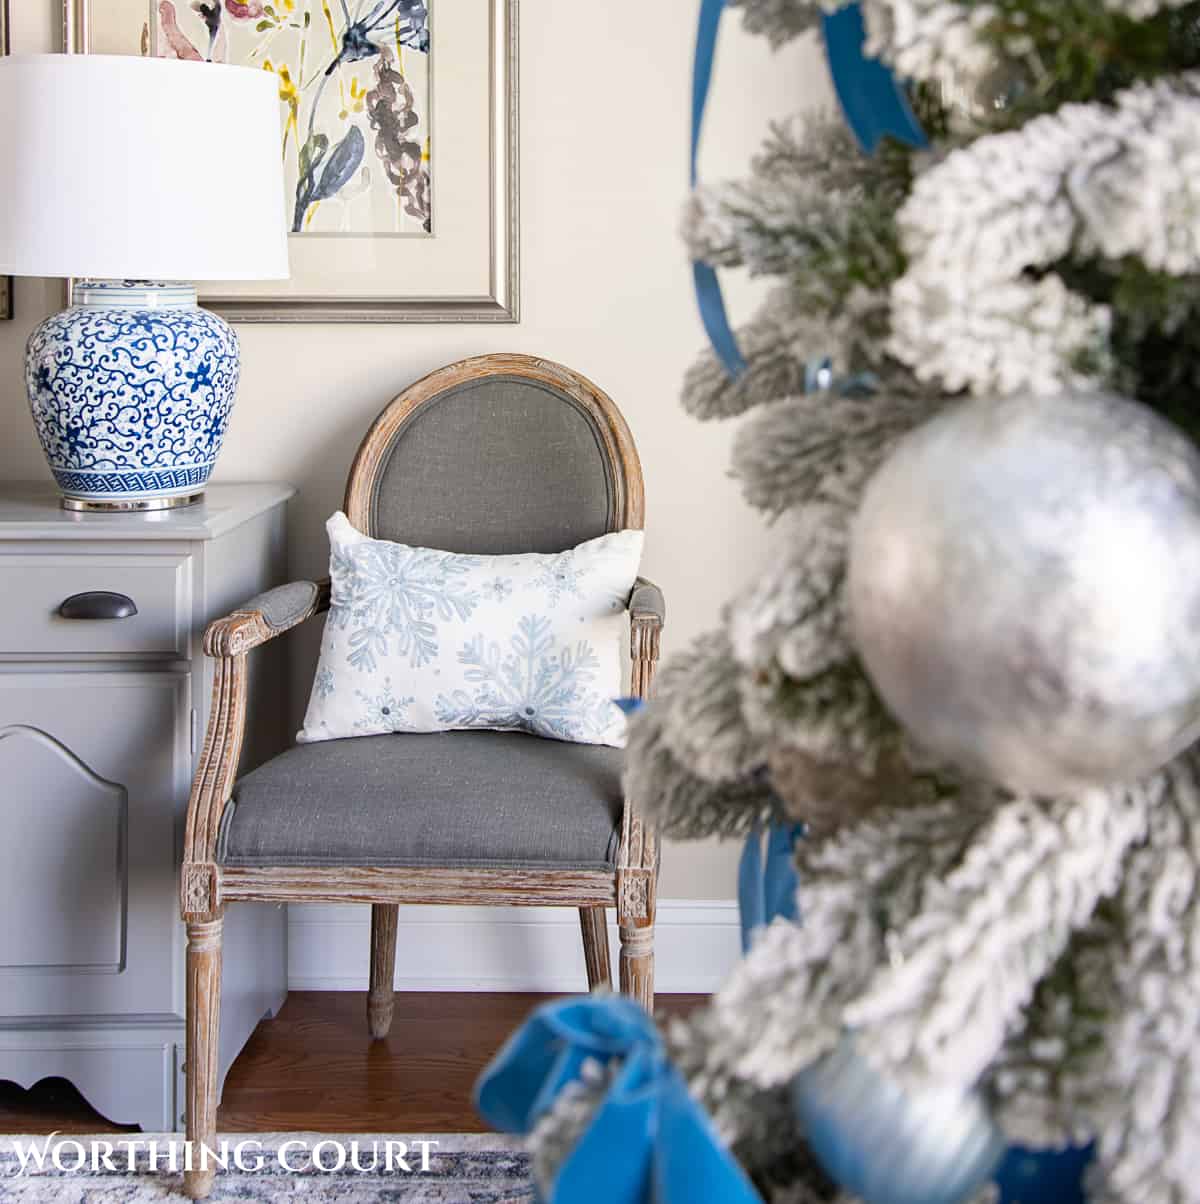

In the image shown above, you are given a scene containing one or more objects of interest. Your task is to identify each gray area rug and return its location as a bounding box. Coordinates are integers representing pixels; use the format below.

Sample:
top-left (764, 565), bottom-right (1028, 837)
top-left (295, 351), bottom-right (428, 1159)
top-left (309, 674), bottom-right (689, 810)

top-left (0, 1133), bottom-right (534, 1202)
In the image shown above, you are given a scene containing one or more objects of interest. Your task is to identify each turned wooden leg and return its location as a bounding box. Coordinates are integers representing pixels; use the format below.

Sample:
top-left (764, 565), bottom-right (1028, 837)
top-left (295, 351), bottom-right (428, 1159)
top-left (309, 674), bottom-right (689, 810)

top-left (367, 903), bottom-right (399, 1039)
top-left (579, 907), bottom-right (612, 991)
top-left (184, 915), bottom-right (223, 1199)
top-left (618, 924), bottom-right (654, 1014)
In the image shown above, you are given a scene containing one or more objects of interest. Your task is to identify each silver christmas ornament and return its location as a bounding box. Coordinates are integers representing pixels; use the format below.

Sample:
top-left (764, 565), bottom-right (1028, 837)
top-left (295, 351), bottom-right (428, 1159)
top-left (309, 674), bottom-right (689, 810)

top-left (848, 392), bottom-right (1200, 796)
top-left (935, 58), bottom-right (1027, 128)
top-left (793, 1036), bottom-right (1006, 1204)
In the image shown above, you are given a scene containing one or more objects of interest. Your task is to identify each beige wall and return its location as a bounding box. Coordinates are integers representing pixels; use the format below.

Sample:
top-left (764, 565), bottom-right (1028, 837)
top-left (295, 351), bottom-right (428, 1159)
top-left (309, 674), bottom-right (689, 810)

top-left (0, 1), bottom-right (832, 898)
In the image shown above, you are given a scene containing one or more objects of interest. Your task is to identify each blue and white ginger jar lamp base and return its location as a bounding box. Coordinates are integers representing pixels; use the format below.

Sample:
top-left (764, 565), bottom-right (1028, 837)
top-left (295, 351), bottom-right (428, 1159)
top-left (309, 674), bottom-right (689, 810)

top-left (25, 280), bottom-right (240, 512)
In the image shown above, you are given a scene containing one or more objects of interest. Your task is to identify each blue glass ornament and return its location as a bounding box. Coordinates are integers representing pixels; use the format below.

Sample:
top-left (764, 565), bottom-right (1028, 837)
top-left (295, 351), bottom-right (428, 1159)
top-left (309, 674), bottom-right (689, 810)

top-left (805, 357), bottom-right (835, 393)
top-left (995, 1143), bottom-right (1092, 1204)
top-left (792, 1037), bottom-right (1005, 1204)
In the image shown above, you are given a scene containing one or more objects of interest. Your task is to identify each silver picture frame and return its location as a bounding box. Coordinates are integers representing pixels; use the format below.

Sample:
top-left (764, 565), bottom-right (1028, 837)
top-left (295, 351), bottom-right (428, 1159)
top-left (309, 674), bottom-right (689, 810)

top-left (0, 0), bottom-right (10, 322)
top-left (63, 0), bottom-right (519, 324)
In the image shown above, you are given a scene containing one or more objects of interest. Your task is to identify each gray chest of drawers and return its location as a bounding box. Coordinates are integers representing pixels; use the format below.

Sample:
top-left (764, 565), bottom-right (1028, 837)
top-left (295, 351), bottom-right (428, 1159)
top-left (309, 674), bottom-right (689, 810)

top-left (0, 483), bottom-right (294, 1131)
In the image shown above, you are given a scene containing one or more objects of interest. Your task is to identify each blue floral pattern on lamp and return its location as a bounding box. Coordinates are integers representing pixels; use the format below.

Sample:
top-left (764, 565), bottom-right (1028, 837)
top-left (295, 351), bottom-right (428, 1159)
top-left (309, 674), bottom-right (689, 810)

top-left (24, 280), bottom-right (240, 506)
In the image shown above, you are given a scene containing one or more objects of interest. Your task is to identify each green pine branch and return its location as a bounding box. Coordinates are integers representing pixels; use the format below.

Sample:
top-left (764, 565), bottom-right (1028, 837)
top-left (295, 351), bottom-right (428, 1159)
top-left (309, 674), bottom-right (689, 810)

top-left (979, 1), bottom-right (1200, 127)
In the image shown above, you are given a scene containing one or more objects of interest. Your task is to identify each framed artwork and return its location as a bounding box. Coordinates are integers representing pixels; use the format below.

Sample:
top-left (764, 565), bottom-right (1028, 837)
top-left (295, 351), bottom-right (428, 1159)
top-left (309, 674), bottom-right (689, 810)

top-left (64, 0), bottom-right (518, 323)
top-left (0, 0), bottom-right (10, 322)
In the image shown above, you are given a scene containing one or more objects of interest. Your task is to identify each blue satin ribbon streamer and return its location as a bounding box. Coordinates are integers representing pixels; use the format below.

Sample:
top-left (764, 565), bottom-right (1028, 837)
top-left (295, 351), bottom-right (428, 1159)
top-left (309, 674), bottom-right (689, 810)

top-left (737, 822), bottom-right (803, 952)
top-left (690, 2), bottom-right (927, 380)
top-left (820, 4), bottom-right (928, 154)
top-left (475, 995), bottom-right (762, 1204)
top-left (691, 0), bottom-right (747, 380)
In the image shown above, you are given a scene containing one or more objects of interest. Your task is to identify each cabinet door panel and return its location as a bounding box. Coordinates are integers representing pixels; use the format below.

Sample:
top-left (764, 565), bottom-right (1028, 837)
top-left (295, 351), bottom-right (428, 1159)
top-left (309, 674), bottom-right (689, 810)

top-left (0, 727), bottom-right (125, 972)
top-left (0, 673), bottom-right (189, 1019)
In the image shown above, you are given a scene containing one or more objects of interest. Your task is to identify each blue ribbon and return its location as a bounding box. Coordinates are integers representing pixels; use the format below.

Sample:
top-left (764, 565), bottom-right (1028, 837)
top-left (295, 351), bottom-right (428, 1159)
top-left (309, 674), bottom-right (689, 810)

top-left (690, 0), bottom-right (747, 380)
top-left (820, 4), bottom-right (928, 154)
top-left (476, 995), bottom-right (762, 1204)
top-left (737, 822), bottom-right (803, 952)
top-left (689, 2), bottom-right (926, 382)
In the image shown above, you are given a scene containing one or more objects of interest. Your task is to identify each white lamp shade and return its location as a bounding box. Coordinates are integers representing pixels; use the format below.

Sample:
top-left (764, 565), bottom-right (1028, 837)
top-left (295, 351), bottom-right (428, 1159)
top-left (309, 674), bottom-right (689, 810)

top-left (0, 54), bottom-right (289, 281)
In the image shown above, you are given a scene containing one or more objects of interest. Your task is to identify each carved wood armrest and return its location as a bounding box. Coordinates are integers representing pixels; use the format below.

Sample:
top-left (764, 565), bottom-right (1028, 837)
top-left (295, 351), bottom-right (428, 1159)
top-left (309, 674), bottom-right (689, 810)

top-left (629, 576), bottom-right (665, 625)
top-left (203, 577), bottom-right (331, 657)
top-left (629, 576), bottom-right (663, 701)
top-left (620, 576), bottom-right (664, 927)
top-left (182, 578), bottom-right (331, 920)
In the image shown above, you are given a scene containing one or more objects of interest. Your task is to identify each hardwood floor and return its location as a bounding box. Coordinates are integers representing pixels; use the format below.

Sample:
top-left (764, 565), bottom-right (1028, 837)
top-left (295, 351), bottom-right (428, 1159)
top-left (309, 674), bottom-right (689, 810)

top-left (0, 992), bottom-right (706, 1134)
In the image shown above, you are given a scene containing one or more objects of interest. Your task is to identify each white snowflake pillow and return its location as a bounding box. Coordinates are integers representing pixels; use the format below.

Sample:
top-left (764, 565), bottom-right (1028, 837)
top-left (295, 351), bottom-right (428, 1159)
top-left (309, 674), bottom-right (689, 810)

top-left (298, 512), bottom-right (645, 747)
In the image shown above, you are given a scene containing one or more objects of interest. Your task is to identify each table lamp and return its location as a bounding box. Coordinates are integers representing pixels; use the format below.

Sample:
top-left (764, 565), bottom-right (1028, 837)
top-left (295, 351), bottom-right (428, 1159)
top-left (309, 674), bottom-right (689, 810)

top-left (0, 54), bottom-right (288, 511)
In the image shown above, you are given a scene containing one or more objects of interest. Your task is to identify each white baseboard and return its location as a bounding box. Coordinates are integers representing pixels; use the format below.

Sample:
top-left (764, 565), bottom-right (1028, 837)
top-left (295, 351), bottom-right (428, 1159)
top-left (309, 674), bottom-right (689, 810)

top-left (287, 899), bottom-right (740, 994)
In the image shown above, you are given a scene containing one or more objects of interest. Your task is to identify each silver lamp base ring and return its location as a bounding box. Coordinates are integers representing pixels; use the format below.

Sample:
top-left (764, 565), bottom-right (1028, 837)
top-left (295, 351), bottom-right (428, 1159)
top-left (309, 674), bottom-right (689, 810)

top-left (61, 492), bottom-right (206, 514)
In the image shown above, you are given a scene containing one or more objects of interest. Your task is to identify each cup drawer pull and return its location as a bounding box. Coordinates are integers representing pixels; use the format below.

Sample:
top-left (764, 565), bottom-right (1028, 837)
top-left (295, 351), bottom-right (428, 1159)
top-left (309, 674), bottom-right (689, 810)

top-left (57, 591), bottom-right (139, 620)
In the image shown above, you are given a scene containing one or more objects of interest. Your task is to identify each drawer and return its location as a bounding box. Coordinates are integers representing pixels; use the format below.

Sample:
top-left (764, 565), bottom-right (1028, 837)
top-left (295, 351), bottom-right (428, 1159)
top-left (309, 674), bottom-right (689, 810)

top-left (0, 554), bottom-right (191, 656)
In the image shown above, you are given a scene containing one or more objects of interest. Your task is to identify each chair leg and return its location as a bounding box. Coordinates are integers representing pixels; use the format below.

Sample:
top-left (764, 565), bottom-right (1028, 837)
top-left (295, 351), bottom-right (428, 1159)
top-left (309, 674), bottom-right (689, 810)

top-left (184, 915), bottom-right (223, 1200)
top-left (367, 903), bottom-right (399, 1039)
top-left (579, 907), bottom-right (612, 991)
top-left (618, 922), bottom-right (654, 1014)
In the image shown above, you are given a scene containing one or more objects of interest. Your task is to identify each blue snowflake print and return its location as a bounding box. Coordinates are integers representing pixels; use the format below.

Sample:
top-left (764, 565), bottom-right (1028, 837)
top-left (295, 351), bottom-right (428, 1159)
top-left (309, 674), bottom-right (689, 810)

top-left (527, 550), bottom-right (586, 607)
top-left (481, 575), bottom-right (514, 602)
top-left (353, 678), bottom-right (416, 734)
top-left (434, 614), bottom-right (614, 742)
top-left (315, 667), bottom-right (335, 700)
top-left (330, 540), bottom-right (481, 672)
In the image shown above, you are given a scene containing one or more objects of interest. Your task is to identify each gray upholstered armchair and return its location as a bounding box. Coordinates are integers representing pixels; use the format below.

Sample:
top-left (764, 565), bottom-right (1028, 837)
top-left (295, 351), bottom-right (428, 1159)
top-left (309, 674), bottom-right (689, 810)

top-left (179, 354), bottom-right (663, 1198)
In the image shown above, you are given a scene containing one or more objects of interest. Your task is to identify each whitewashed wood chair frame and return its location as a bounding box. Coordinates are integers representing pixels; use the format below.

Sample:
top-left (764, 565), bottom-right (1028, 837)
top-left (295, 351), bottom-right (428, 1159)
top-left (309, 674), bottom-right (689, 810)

top-left (178, 354), bottom-right (663, 1198)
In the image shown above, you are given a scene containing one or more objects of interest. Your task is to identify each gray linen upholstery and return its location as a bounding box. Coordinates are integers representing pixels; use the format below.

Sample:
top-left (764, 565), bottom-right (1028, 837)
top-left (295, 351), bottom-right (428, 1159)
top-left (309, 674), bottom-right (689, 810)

top-left (218, 730), bottom-right (624, 870)
top-left (629, 577), bottom-right (666, 624)
top-left (241, 580), bottom-right (319, 630)
top-left (371, 376), bottom-right (616, 553)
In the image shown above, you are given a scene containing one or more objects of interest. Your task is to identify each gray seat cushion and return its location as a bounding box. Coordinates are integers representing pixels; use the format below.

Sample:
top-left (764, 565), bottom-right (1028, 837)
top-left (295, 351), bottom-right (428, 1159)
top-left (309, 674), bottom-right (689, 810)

top-left (218, 730), bottom-right (624, 870)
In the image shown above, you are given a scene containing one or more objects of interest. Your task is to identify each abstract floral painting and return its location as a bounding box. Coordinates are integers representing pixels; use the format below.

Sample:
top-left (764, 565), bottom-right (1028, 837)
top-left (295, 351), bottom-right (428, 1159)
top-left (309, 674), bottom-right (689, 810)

top-left (150, 0), bottom-right (432, 235)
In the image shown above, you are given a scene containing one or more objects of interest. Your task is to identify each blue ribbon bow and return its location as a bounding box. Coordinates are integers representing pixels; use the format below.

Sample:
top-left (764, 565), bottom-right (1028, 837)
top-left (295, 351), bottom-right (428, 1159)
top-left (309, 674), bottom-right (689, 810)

top-left (476, 995), bottom-right (762, 1204)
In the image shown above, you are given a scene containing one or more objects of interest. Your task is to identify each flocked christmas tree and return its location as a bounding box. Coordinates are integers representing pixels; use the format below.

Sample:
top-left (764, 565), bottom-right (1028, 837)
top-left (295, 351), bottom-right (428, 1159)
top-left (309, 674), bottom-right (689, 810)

top-left (483, 4), bottom-right (1200, 1204)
